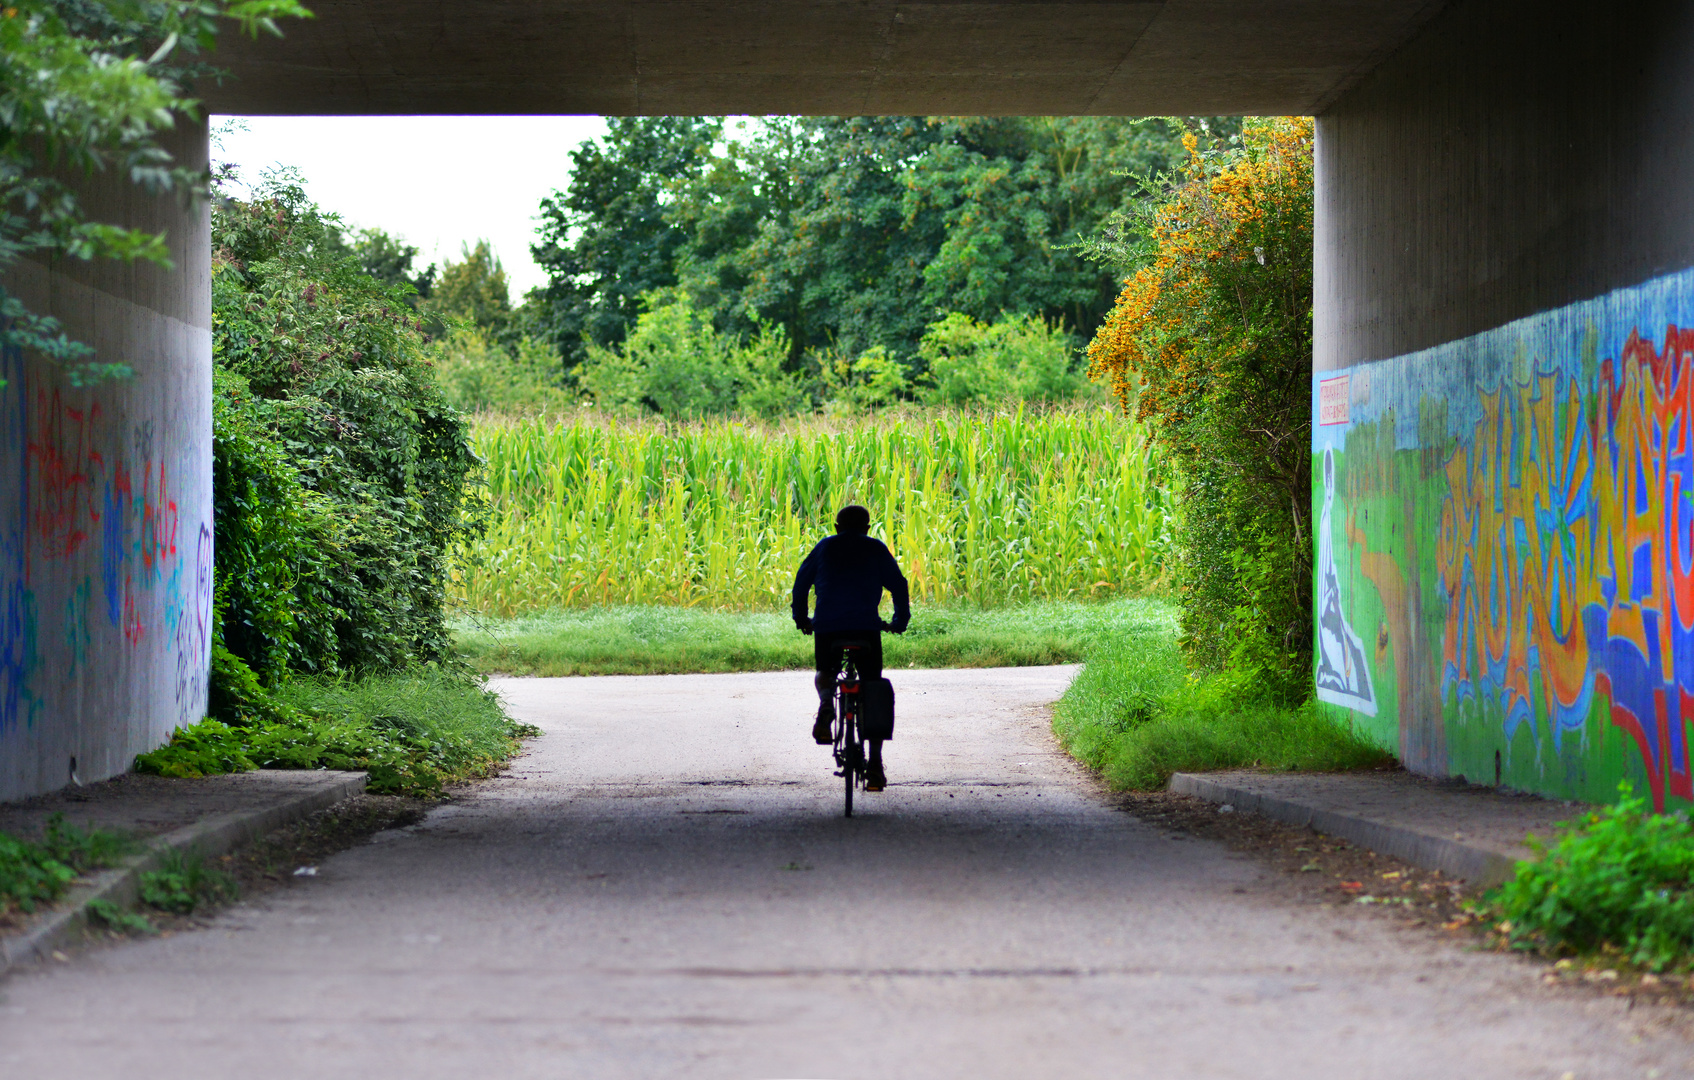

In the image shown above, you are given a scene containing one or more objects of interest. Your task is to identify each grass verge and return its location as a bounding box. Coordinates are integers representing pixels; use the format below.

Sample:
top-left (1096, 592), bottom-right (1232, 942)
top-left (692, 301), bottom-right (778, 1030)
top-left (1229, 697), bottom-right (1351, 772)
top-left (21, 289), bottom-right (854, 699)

top-left (451, 597), bottom-right (1171, 676)
top-left (135, 666), bottom-right (539, 797)
top-left (1052, 614), bottom-right (1394, 790)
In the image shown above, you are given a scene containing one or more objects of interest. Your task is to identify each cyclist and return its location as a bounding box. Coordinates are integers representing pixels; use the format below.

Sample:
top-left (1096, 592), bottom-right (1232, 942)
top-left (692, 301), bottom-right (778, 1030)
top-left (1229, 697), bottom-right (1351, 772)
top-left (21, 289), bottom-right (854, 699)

top-left (792, 504), bottom-right (910, 792)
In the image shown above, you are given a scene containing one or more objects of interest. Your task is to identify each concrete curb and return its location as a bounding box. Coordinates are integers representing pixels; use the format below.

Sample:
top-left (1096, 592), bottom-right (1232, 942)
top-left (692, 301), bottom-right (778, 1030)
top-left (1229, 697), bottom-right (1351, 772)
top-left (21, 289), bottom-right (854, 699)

top-left (1, 770), bottom-right (366, 975)
top-left (1167, 772), bottom-right (1519, 886)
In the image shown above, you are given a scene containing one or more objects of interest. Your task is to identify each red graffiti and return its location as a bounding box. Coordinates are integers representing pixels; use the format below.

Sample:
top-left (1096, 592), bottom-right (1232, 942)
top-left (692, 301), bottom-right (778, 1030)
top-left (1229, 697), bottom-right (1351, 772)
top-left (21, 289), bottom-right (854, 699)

top-left (26, 389), bottom-right (104, 564)
top-left (137, 459), bottom-right (177, 576)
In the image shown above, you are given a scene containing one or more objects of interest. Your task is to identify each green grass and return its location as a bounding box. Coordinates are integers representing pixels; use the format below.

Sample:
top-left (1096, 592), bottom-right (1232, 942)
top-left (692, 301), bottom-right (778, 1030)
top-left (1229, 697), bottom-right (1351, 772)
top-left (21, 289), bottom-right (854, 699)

top-left (451, 597), bottom-right (1174, 676)
top-left (137, 666), bottom-right (537, 797)
top-left (1052, 616), bottom-right (1394, 790)
top-left (140, 849), bottom-right (239, 915)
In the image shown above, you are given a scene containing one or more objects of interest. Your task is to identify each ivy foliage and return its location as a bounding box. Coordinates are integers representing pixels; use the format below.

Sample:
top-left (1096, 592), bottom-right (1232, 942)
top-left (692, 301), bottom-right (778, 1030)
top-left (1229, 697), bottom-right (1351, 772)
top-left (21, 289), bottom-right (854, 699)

top-left (1086, 117), bottom-right (1314, 700)
top-left (210, 174), bottom-right (484, 676)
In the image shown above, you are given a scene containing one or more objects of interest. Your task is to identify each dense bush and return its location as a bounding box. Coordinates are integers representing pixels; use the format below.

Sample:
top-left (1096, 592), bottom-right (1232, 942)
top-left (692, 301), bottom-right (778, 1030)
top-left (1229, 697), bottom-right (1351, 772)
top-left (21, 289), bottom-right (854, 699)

top-left (918, 312), bottom-right (1093, 407)
top-left (211, 174), bottom-right (484, 676)
top-left (576, 292), bottom-right (807, 419)
top-left (430, 326), bottom-right (571, 416)
top-left (1484, 784), bottom-right (1694, 972)
top-left (145, 174), bottom-right (533, 796)
top-left (568, 293), bottom-right (1098, 420)
top-left (1086, 117), bottom-right (1314, 699)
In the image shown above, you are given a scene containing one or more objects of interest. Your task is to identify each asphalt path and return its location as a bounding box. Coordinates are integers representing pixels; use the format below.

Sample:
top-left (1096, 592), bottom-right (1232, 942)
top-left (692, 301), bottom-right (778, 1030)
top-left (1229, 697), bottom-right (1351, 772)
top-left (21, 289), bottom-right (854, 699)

top-left (3, 666), bottom-right (1691, 1078)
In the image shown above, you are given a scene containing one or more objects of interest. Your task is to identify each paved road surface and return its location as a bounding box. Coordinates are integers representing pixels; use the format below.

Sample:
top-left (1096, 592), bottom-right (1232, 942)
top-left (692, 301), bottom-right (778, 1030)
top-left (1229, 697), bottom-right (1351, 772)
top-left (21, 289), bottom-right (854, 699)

top-left (3, 667), bottom-right (1690, 1078)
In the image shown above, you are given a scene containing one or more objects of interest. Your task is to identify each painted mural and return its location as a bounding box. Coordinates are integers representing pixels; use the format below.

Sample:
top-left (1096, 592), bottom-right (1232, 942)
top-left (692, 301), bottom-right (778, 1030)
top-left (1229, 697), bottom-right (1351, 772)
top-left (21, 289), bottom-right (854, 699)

top-left (1313, 267), bottom-right (1694, 809)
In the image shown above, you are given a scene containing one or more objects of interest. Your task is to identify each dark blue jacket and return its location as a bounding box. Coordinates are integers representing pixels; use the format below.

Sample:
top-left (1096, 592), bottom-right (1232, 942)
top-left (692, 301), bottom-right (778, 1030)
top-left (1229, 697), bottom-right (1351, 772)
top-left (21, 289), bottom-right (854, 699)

top-left (792, 534), bottom-right (911, 634)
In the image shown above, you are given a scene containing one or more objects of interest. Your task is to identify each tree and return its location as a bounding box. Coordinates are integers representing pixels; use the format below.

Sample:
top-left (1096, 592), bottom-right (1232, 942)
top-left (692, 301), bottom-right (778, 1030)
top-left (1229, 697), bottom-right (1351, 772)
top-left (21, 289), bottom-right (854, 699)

top-left (529, 117), bottom-right (722, 368)
top-left (548, 115), bottom-right (1230, 379)
top-left (348, 227), bottom-right (436, 306)
top-left (0, 0), bottom-right (307, 383)
top-left (423, 239), bottom-right (510, 336)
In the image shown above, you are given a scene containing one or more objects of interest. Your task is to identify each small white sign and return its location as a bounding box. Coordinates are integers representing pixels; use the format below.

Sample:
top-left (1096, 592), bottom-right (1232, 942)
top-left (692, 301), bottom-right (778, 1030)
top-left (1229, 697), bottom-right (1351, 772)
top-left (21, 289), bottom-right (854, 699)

top-left (1319, 376), bottom-right (1350, 426)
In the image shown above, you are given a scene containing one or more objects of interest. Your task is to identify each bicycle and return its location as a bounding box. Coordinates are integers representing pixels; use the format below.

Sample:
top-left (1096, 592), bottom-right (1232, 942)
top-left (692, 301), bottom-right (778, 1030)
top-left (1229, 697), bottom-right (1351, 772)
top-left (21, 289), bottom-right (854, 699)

top-left (832, 645), bottom-right (869, 818)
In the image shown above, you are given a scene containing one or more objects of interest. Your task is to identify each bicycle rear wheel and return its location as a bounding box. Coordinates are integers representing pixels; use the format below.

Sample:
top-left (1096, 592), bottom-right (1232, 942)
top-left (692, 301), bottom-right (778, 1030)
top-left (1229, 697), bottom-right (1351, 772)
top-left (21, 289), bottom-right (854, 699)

top-left (842, 698), bottom-right (858, 818)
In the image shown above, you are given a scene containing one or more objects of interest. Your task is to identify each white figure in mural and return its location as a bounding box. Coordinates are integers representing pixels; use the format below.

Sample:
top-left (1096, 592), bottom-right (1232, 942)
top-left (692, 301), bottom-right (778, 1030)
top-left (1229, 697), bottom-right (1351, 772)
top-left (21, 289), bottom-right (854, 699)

top-left (1314, 447), bottom-right (1377, 715)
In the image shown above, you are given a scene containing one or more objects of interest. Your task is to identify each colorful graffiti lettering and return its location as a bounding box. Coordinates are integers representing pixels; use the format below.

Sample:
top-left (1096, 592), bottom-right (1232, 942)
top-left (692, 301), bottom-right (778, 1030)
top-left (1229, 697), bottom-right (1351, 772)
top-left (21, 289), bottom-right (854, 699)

top-left (1437, 327), bottom-right (1694, 809)
top-left (1315, 267), bottom-right (1694, 811)
top-left (1, 356), bottom-right (209, 744)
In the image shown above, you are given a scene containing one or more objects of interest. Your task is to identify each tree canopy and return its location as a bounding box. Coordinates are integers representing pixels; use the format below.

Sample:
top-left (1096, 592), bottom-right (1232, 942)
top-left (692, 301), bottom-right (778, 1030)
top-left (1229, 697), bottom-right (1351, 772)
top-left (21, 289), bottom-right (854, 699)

top-left (529, 115), bottom-right (1237, 378)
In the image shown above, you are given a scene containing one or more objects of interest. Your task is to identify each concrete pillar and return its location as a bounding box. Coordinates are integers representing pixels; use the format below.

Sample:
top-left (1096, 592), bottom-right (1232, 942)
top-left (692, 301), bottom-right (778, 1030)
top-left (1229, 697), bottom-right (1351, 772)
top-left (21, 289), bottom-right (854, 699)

top-left (0, 117), bottom-right (212, 801)
top-left (1310, 0), bottom-right (1694, 808)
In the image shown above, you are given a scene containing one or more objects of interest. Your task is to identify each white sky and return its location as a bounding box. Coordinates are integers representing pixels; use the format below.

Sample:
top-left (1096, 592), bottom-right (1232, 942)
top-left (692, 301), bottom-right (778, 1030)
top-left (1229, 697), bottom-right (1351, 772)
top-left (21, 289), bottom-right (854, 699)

top-left (210, 115), bottom-right (610, 297)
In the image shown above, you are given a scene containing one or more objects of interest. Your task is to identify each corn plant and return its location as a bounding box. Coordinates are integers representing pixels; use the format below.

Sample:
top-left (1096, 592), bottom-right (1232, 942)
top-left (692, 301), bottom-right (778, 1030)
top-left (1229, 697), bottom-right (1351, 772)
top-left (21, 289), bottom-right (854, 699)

top-left (453, 407), bottom-right (1174, 616)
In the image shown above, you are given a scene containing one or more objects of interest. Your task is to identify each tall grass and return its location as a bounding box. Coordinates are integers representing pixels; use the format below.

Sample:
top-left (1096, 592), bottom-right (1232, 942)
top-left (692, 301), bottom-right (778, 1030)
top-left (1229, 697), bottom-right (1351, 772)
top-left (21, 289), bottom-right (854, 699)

top-left (1053, 618), bottom-right (1394, 789)
top-left (455, 407), bottom-right (1172, 616)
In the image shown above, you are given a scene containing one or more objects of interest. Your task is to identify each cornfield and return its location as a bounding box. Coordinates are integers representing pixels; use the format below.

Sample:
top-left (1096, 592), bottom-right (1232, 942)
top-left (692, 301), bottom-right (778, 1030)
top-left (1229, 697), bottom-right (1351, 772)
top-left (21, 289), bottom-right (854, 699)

top-left (453, 408), bottom-right (1173, 616)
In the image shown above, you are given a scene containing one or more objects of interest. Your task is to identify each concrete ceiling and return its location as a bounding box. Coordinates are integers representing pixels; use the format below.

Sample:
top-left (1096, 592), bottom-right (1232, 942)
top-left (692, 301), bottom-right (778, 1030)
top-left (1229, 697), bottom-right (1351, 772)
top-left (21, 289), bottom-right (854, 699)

top-left (202, 0), bottom-right (1447, 117)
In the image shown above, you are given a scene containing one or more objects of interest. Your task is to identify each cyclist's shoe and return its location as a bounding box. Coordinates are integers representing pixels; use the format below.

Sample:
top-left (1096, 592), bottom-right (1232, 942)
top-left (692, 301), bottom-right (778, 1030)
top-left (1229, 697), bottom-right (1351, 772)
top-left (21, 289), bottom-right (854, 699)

top-left (812, 703), bottom-right (834, 744)
top-left (864, 763), bottom-right (887, 792)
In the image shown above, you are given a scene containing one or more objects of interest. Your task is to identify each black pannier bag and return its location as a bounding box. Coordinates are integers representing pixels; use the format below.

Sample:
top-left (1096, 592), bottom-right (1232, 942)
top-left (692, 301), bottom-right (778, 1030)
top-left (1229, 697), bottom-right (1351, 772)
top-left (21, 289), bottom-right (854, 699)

top-left (861, 676), bottom-right (896, 741)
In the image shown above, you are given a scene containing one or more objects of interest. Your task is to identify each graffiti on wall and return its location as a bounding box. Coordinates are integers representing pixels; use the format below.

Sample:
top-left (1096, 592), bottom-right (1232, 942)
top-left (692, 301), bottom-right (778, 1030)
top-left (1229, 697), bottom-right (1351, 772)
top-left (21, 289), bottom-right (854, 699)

top-left (0, 347), bottom-right (211, 739)
top-left (1314, 267), bottom-right (1694, 809)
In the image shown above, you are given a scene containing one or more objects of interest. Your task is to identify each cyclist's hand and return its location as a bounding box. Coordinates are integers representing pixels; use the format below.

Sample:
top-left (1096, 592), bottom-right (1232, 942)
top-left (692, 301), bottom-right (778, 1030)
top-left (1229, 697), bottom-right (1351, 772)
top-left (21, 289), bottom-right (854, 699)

top-left (880, 618), bottom-right (908, 635)
top-left (795, 616), bottom-right (814, 636)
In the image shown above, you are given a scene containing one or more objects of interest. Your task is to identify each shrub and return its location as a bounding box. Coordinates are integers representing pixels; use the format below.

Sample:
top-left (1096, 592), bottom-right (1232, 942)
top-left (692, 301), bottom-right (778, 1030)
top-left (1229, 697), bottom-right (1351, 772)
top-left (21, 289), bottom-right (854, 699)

top-left (1483, 783), bottom-right (1694, 971)
top-left (430, 325), bottom-right (570, 416)
top-left (578, 292), bottom-right (806, 418)
top-left (1086, 117), bottom-right (1314, 694)
top-left (210, 367), bottom-right (340, 685)
top-left (816, 346), bottom-right (913, 415)
top-left (212, 173), bottom-right (484, 677)
top-left (919, 312), bottom-right (1090, 407)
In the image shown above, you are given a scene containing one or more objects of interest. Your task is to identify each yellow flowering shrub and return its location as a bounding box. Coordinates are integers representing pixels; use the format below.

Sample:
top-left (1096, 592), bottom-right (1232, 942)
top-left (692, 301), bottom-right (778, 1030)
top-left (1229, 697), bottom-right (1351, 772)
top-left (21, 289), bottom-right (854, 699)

top-left (1086, 117), bottom-right (1315, 695)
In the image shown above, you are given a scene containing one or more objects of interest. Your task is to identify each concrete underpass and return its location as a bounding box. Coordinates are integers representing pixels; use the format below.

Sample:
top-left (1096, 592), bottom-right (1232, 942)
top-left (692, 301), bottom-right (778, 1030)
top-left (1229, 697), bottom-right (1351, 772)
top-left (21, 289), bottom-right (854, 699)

top-left (6, 0), bottom-right (1694, 1072)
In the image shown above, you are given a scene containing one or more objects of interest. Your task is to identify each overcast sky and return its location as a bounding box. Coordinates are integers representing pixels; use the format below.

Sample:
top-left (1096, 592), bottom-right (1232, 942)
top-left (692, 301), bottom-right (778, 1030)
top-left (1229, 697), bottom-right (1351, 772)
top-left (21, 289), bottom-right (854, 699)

top-left (211, 115), bottom-right (610, 297)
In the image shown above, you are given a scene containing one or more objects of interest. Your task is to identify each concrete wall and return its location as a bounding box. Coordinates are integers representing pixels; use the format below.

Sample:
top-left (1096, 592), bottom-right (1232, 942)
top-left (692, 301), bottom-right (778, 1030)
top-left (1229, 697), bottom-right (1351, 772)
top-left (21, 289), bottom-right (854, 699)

top-left (0, 119), bottom-right (212, 801)
top-left (1311, 0), bottom-right (1694, 807)
top-left (1315, 0), bottom-right (1694, 372)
